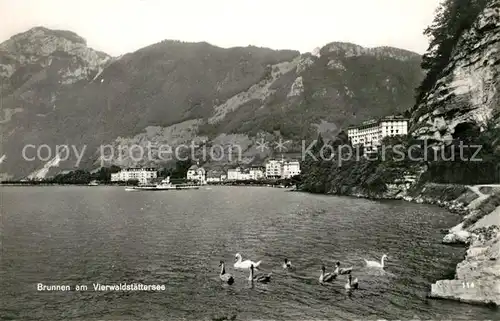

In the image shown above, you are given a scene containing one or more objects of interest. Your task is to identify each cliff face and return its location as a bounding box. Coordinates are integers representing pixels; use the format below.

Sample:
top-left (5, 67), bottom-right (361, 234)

top-left (408, 2), bottom-right (500, 303)
top-left (410, 0), bottom-right (500, 140)
top-left (0, 27), bottom-right (111, 87)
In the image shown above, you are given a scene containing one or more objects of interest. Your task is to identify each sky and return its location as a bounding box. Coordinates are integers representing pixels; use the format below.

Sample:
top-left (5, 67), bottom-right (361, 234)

top-left (0, 0), bottom-right (441, 56)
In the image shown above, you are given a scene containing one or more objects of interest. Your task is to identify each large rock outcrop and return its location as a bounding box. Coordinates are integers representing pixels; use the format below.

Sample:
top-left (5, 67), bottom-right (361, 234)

top-left (0, 27), bottom-right (111, 82)
top-left (411, 0), bottom-right (500, 141)
top-left (428, 186), bottom-right (500, 306)
top-left (430, 225), bottom-right (500, 306)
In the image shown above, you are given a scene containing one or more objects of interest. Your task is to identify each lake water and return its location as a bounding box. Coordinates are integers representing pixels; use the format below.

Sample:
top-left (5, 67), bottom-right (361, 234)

top-left (0, 186), bottom-right (497, 320)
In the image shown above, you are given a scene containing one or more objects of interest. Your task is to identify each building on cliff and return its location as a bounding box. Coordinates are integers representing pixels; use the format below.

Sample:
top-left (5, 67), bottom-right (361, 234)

top-left (347, 115), bottom-right (409, 152)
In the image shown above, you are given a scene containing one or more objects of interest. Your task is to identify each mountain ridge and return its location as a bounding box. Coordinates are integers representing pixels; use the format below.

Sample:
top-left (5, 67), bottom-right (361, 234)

top-left (0, 27), bottom-right (424, 179)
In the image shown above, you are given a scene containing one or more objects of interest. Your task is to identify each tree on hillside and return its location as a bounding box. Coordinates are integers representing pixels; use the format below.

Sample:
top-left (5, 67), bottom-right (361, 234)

top-left (416, 0), bottom-right (489, 103)
top-left (93, 165), bottom-right (121, 182)
top-left (171, 159), bottom-right (193, 179)
top-left (158, 168), bottom-right (173, 178)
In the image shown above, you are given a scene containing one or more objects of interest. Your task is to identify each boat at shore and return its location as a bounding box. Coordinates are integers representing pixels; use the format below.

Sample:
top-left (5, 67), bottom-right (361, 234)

top-left (126, 177), bottom-right (200, 191)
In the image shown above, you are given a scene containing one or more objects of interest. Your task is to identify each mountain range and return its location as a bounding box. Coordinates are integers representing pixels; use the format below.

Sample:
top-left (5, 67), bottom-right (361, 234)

top-left (0, 27), bottom-right (423, 179)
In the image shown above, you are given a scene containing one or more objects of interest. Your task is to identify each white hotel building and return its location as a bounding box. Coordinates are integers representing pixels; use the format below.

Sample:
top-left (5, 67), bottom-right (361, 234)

top-left (110, 168), bottom-right (157, 185)
top-left (347, 116), bottom-right (408, 152)
top-left (281, 161), bottom-right (301, 179)
top-left (227, 167), bottom-right (265, 181)
top-left (265, 159), bottom-right (301, 179)
top-left (265, 160), bottom-right (283, 179)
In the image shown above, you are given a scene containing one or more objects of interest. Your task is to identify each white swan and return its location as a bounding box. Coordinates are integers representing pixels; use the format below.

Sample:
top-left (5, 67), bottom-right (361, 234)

top-left (334, 261), bottom-right (352, 275)
top-left (345, 274), bottom-right (358, 291)
top-left (282, 258), bottom-right (293, 270)
top-left (319, 265), bottom-right (336, 284)
top-left (248, 264), bottom-right (271, 283)
top-left (364, 254), bottom-right (387, 268)
top-left (219, 261), bottom-right (234, 285)
top-left (234, 253), bottom-right (261, 270)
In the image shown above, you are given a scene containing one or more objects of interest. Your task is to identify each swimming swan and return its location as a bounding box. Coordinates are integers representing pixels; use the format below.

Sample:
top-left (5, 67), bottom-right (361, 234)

top-left (345, 274), bottom-right (358, 291)
top-left (319, 265), bottom-right (336, 284)
top-left (234, 253), bottom-right (261, 270)
top-left (219, 261), bottom-right (234, 285)
top-left (364, 254), bottom-right (387, 268)
top-left (334, 261), bottom-right (353, 275)
top-left (282, 258), bottom-right (293, 270)
top-left (249, 264), bottom-right (271, 283)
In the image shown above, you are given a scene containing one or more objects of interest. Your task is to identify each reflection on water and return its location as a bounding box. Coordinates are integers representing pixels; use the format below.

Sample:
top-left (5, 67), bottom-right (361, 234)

top-left (0, 186), bottom-right (497, 320)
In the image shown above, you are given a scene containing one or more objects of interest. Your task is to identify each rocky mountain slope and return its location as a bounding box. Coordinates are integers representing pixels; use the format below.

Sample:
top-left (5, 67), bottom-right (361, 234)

top-left (0, 27), bottom-right (423, 179)
top-left (410, 0), bottom-right (500, 141)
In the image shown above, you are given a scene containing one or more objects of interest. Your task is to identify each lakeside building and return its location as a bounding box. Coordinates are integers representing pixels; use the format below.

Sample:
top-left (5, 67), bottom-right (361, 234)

top-left (265, 158), bottom-right (301, 179)
top-left (226, 166), bottom-right (265, 181)
top-left (265, 160), bottom-right (283, 179)
top-left (347, 115), bottom-right (408, 152)
top-left (227, 167), bottom-right (241, 181)
top-left (223, 161), bottom-right (299, 182)
top-left (186, 165), bottom-right (206, 185)
top-left (282, 160), bottom-right (301, 179)
top-left (249, 167), bottom-right (265, 180)
top-left (110, 168), bottom-right (157, 185)
top-left (227, 167), bottom-right (251, 181)
top-left (206, 169), bottom-right (225, 183)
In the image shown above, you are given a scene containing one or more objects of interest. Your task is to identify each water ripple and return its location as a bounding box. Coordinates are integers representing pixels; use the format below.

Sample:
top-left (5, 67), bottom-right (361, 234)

top-left (0, 186), bottom-right (497, 320)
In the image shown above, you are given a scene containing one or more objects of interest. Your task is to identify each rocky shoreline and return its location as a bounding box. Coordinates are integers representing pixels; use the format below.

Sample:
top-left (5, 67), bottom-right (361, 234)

top-left (421, 186), bottom-right (500, 306)
top-left (324, 183), bottom-right (500, 306)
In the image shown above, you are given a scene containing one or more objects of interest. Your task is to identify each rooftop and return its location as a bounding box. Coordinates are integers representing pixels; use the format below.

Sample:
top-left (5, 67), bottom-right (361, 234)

top-left (347, 115), bottom-right (409, 130)
top-left (207, 169), bottom-right (224, 177)
top-left (121, 167), bottom-right (157, 172)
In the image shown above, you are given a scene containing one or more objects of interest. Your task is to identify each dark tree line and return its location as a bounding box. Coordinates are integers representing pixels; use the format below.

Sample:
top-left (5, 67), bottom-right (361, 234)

top-left (158, 159), bottom-right (193, 179)
top-left (48, 166), bottom-right (122, 184)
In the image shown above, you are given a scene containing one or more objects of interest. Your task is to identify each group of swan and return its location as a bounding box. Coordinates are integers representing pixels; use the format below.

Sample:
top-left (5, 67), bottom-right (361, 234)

top-left (320, 254), bottom-right (388, 291)
top-left (319, 265), bottom-right (336, 283)
top-left (319, 262), bottom-right (358, 291)
top-left (219, 252), bottom-right (387, 290)
top-left (219, 253), bottom-right (270, 285)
